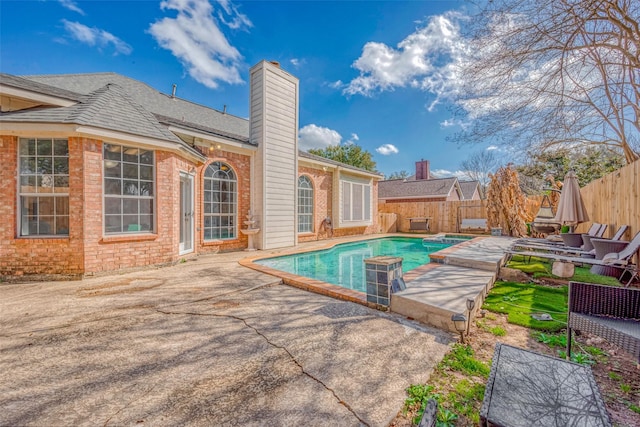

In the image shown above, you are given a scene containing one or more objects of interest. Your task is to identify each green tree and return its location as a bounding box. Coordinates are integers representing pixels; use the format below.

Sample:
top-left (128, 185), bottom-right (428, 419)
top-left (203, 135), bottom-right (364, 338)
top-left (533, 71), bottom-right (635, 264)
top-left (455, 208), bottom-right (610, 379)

top-left (516, 148), bottom-right (625, 194)
top-left (386, 170), bottom-right (409, 180)
top-left (308, 144), bottom-right (377, 172)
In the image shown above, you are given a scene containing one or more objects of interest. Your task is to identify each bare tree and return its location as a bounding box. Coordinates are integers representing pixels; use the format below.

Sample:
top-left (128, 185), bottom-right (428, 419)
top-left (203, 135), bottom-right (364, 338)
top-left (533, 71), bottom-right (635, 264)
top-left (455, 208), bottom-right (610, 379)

top-left (459, 149), bottom-right (501, 194)
top-left (451, 0), bottom-right (640, 164)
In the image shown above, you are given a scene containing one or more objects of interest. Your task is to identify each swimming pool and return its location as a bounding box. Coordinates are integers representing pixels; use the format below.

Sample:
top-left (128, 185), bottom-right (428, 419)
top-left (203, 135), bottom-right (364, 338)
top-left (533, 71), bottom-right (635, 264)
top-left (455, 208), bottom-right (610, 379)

top-left (255, 237), bottom-right (451, 292)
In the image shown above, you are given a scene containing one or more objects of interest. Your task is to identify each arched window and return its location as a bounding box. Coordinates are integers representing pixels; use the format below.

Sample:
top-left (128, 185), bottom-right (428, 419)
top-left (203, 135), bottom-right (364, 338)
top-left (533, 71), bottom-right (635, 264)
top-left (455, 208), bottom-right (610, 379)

top-left (298, 175), bottom-right (313, 233)
top-left (204, 162), bottom-right (237, 240)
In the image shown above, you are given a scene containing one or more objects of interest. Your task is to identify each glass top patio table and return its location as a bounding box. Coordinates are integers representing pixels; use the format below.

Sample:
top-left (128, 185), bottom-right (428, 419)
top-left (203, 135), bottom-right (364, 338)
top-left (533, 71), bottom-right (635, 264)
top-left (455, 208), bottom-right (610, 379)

top-left (480, 343), bottom-right (611, 427)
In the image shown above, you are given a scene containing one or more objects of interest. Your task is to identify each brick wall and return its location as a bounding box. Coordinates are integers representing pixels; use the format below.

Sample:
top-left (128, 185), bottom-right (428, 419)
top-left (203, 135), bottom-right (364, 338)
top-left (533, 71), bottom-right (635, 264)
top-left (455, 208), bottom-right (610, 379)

top-left (298, 165), bottom-right (333, 243)
top-left (333, 180), bottom-right (379, 237)
top-left (1, 135), bottom-right (202, 278)
top-left (1, 134), bottom-right (380, 278)
top-left (198, 148), bottom-right (252, 253)
top-left (0, 136), bottom-right (84, 277)
top-left (83, 146), bottom-right (192, 274)
top-left (297, 166), bottom-right (379, 242)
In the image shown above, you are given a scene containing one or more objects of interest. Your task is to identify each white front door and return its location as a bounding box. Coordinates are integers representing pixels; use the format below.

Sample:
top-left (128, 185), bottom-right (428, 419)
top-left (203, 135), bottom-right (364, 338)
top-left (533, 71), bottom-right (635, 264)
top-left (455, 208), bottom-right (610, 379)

top-left (179, 173), bottom-right (194, 254)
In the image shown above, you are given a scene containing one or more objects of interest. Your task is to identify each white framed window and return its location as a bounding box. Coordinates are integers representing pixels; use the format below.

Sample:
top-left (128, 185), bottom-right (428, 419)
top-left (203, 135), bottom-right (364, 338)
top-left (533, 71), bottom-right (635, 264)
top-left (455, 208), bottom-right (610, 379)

top-left (18, 138), bottom-right (69, 236)
top-left (204, 161), bottom-right (237, 240)
top-left (103, 143), bottom-right (155, 234)
top-left (298, 175), bottom-right (314, 233)
top-left (341, 179), bottom-right (371, 225)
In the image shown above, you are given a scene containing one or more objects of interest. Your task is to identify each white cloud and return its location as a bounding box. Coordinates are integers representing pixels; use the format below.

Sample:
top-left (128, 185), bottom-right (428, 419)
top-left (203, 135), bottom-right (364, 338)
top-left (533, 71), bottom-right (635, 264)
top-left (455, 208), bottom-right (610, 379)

top-left (290, 58), bottom-right (305, 68)
top-left (215, 0), bottom-right (252, 29)
top-left (431, 168), bottom-right (467, 179)
top-left (299, 124), bottom-right (342, 151)
top-left (343, 11), bottom-right (468, 108)
top-left (376, 144), bottom-right (399, 155)
top-left (486, 145), bottom-right (498, 151)
top-left (62, 20), bottom-right (132, 55)
top-left (149, 0), bottom-right (250, 89)
top-left (59, 0), bottom-right (84, 15)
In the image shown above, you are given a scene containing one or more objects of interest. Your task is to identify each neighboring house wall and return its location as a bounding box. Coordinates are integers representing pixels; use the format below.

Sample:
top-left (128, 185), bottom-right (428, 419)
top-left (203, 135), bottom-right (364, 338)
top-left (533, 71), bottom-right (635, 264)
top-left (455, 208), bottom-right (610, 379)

top-left (447, 190), bottom-right (461, 202)
top-left (382, 197), bottom-right (447, 203)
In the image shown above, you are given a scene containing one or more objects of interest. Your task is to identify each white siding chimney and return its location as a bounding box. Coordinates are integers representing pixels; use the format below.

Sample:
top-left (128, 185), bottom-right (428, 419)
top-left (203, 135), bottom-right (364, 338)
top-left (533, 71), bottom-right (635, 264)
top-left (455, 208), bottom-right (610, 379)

top-left (249, 60), bottom-right (299, 250)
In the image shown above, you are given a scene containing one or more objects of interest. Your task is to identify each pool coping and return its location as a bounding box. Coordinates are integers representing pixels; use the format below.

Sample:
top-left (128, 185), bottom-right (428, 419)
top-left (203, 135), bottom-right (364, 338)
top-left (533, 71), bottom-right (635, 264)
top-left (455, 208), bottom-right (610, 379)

top-left (239, 233), bottom-right (490, 309)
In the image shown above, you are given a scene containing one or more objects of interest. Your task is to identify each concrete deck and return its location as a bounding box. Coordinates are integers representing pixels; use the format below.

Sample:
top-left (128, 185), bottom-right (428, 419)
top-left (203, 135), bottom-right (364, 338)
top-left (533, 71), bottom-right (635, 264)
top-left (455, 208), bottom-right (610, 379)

top-left (391, 236), bottom-right (514, 333)
top-left (0, 250), bottom-right (453, 427)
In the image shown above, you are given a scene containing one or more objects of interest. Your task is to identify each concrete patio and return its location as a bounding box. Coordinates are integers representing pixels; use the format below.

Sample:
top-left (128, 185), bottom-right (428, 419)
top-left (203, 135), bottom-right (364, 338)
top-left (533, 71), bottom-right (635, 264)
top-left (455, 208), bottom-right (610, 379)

top-left (0, 250), bottom-right (453, 427)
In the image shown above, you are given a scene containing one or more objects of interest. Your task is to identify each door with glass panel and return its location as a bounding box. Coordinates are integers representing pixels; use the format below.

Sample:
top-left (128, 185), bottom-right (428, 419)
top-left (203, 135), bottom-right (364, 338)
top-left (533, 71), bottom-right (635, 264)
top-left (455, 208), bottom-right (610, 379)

top-left (179, 173), bottom-right (194, 254)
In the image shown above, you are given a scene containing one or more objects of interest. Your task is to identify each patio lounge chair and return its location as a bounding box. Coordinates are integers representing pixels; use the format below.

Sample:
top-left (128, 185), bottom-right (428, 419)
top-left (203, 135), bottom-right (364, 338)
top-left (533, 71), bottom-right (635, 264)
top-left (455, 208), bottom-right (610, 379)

top-left (505, 231), bottom-right (640, 285)
top-left (511, 224), bottom-right (627, 256)
top-left (515, 223), bottom-right (603, 247)
top-left (567, 281), bottom-right (640, 365)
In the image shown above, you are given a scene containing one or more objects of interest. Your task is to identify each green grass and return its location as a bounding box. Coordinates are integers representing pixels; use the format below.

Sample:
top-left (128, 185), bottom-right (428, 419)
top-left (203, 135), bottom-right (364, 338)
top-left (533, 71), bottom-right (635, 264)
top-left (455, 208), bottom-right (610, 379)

top-left (490, 326), bottom-right (507, 336)
top-left (506, 256), bottom-right (621, 286)
top-left (533, 331), bottom-right (567, 347)
top-left (609, 372), bottom-right (622, 381)
top-left (440, 344), bottom-right (490, 378)
top-left (483, 281), bottom-right (568, 332)
top-left (403, 350), bottom-right (487, 426)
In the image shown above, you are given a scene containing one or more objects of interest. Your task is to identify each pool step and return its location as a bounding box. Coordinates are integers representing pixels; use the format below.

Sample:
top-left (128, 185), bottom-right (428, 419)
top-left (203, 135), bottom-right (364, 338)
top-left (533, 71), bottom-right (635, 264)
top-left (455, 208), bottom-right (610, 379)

top-left (390, 264), bottom-right (496, 333)
top-left (427, 236), bottom-right (510, 272)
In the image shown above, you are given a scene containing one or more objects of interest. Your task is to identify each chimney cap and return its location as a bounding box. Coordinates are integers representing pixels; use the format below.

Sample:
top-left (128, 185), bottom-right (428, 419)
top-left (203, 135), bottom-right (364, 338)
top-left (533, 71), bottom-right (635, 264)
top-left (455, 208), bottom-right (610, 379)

top-left (269, 61), bottom-right (281, 68)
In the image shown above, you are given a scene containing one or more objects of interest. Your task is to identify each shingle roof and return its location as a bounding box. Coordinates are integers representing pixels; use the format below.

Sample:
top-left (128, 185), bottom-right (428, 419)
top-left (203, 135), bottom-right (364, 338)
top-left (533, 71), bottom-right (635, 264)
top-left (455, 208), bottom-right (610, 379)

top-left (298, 150), bottom-right (383, 177)
top-left (0, 73), bottom-right (82, 102)
top-left (1, 83), bottom-right (183, 144)
top-left (459, 180), bottom-right (480, 200)
top-left (23, 73), bottom-right (250, 143)
top-left (379, 177), bottom-right (459, 199)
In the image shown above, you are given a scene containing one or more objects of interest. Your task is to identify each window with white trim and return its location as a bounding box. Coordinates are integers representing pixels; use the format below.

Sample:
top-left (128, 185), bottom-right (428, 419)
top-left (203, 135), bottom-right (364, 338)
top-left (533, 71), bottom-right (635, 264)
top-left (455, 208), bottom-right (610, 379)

top-left (341, 180), bottom-right (371, 223)
top-left (203, 162), bottom-right (237, 240)
top-left (18, 138), bottom-right (69, 236)
top-left (103, 143), bottom-right (155, 234)
top-left (298, 175), bottom-right (313, 233)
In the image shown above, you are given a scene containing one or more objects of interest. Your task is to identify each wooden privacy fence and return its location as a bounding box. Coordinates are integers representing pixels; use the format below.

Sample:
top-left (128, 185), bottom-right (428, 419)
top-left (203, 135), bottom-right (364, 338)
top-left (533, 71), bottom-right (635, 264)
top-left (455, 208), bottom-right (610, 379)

top-left (378, 195), bottom-right (548, 235)
top-left (378, 160), bottom-right (638, 238)
top-left (575, 159), bottom-right (640, 240)
top-left (378, 200), bottom-right (488, 233)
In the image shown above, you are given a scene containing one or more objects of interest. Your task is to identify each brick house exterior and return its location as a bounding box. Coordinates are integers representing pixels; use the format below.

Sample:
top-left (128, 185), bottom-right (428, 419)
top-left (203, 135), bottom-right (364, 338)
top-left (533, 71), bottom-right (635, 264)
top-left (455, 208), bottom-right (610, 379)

top-left (0, 61), bottom-right (381, 279)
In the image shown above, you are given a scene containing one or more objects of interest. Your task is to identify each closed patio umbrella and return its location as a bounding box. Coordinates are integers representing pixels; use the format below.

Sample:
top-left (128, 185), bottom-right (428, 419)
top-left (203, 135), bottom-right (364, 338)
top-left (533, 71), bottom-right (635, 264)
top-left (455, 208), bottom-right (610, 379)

top-left (554, 171), bottom-right (589, 231)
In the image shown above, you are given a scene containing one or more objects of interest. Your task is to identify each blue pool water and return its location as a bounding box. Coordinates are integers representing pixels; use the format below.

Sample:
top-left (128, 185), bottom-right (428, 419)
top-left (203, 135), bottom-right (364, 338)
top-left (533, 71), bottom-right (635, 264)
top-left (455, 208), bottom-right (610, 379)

top-left (256, 237), bottom-right (451, 292)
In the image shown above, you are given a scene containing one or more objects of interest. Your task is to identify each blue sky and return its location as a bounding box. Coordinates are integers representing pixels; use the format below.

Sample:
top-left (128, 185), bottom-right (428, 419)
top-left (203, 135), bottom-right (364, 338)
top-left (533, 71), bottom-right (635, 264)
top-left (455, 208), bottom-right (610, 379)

top-left (0, 0), bottom-right (500, 177)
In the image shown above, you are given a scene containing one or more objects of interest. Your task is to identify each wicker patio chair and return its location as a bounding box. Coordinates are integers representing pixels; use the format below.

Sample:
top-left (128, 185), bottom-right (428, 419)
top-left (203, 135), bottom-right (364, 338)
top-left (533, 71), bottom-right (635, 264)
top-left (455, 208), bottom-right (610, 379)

top-left (567, 281), bottom-right (640, 365)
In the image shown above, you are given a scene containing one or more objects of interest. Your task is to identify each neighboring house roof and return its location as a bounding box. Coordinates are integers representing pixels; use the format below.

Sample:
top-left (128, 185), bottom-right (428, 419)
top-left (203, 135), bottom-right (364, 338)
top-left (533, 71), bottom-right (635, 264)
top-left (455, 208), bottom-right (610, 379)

top-left (379, 177), bottom-right (461, 200)
top-left (23, 73), bottom-right (250, 145)
top-left (459, 180), bottom-right (481, 200)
